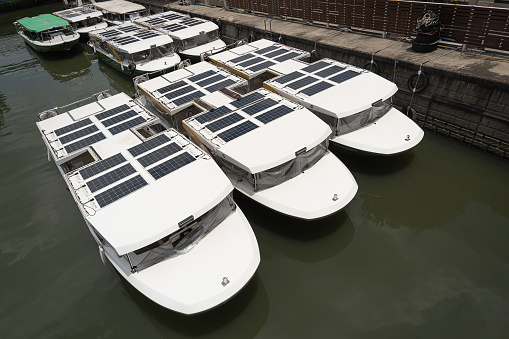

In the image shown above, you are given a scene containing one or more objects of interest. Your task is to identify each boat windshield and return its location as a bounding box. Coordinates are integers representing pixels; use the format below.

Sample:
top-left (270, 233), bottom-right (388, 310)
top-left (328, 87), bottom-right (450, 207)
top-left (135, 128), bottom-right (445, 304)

top-left (182, 30), bottom-right (220, 50)
top-left (336, 98), bottom-right (392, 135)
top-left (126, 192), bottom-right (236, 272)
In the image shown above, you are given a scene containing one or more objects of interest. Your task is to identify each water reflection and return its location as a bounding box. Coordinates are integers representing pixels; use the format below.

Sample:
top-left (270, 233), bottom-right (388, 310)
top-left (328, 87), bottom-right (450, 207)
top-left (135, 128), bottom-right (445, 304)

top-left (0, 93), bottom-right (11, 137)
top-left (119, 272), bottom-right (269, 338)
top-left (97, 56), bottom-right (136, 97)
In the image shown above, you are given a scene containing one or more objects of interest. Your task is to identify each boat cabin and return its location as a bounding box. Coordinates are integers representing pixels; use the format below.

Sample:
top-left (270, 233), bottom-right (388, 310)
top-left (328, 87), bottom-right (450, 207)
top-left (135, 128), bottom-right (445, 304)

top-left (53, 6), bottom-right (108, 39)
top-left (91, 0), bottom-right (149, 25)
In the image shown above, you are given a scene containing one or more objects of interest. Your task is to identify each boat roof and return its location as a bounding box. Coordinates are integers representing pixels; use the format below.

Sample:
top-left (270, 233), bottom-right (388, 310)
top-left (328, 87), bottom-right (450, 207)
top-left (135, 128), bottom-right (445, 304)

top-left (184, 88), bottom-right (331, 173)
top-left (208, 39), bottom-right (310, 80)
top-left (16, 14), bottom-right (70, 32)
top-left (53, 6), bottom-right (103, 22)
top-left (90, 23), bottom-right (173, 53)
top-left (137, 61), bottom-right (247, 114)
top-left (36, 93), bottom-right (232, 255)
top-left (264, 58), bottom-right (398, 117)
top-left (92, 0), bottom-right (146, 14)
top-left (135, 12), bottom-right (219, 39)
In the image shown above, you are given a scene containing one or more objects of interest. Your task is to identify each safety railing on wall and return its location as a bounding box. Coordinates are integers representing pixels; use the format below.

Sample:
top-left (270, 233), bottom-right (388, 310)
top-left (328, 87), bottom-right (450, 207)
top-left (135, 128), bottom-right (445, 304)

top-left (225, 0), bottom-right (509, 52)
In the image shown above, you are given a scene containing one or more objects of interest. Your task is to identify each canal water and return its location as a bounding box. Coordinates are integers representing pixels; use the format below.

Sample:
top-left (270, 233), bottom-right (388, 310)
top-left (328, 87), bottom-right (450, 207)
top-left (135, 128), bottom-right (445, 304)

top-left (1, 3), bottom-right (509, 338)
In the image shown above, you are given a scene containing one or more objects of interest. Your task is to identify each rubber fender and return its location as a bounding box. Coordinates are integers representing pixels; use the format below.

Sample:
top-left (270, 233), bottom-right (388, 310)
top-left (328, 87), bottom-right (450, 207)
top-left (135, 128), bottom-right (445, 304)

top-left (63, 41), bottom-right (71, 51)
top-left (405, 106), bottom-right (417, 121)
top-left (277, 36), bottom-right (286, 45)
top-left (310, 50), bottom-right (319, 62)
top-left (363, 60), bottom-right (379, 74)
top-left (407, 71), bottom-right (428, 93)
top-left (128, 62), bottom-right (136, 75)
top-left (216, 19), bottom-right (222, 32)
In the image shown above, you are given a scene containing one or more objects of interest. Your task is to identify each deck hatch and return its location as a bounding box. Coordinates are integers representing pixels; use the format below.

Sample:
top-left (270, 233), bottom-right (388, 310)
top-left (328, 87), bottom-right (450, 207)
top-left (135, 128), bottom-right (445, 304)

top-left (64, 132), bottom-right (106, 154)
top-left (148, 152), bottom-right (196, 180)
top-left (128, 134), bottom-right (171, 157)
top-left (108, 116), bottom-right (146, 135)
top-left (242, 98), bottom-right (278, 116)
top-left (94, 174), bottom-right (148, 208)
top-left (54, 118), bottom-right (93, 136)
top-left (300, 81), bottom-right (334, 96)
top-left (255, 105), bottom-right (294, 124)
top-left (59, 125), bottom-right (99, 144)
top-left (329, 70), bottom-right (360, 84)
top-left (79, 153), bottom-right (127, 180)
top-left (230, 92), bottom-right (265, 108)
top-left (205, 112), bottom-right (244, 132)
top-left (194, 106), bottom-right (232, 124)
top-left (86, 163), bottom-right (137, 193)
top-left (137, 142), bottom-right (182, 167)
top-left (96, 104), bottom-right (130, 120)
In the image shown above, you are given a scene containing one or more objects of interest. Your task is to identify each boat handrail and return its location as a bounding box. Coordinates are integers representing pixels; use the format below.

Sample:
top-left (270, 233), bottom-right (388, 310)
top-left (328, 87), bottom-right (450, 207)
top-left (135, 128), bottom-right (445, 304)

top-left (38, 89), bottom-right (112, 121)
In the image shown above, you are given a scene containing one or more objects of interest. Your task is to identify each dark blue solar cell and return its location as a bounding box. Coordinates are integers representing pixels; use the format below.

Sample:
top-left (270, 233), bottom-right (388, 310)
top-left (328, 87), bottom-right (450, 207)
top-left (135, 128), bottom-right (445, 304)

top-left (148, 152), bottom-right (196, 180)
top-left (238, 57), bottom-right (264, 68)
top-left (273, 71), bottom-right (304, 84)
top-left (164, 85), bottom-right (195, 101)
top-left (172, 91), bottom-right (205, 106)
top-left (255, 105), bottom-right (294, 124)
top-left (194, 106), bottom-right (232, 124)
top-left (204, 79), bottom-right (236, 92)
top-left (137, 142), bottom-right (182, 167)
top-left (161, 24), bottom-right (186, 32)
top-left (128, 134), bottom-right (171, 157)
top-left (157, 80), bottom-right (186, 95)
top-left (108, 116), bottom-right (146, 135)
top-left (195, 74), bottom-right (225, 87)
top-left (228, 53), bottom-right (255, 64)
top-left (95, 175), bottom-right (148, 208)
top-left (329, 70), bottom-right (360, 84)
top-left (315, 65), bottom-right (345, 78)
top-left (230, 92), bottom-right (265, 108)
top-left (254, 45), bottom-right (278, 55)
top-left (79, 153), bottom-right (127, 180)
top-left (59, 125), bottom-right (99, 145)
top-left (301, 61), bottom-right (330, 73)
top-left (274, 51), bottom-right (300, 62)
top-left (64, 132), bottom-right (106, 154)
top-left (86, 164), bottom-right (137, 193)
top-left (242, 98), bottom-right (278, 116)
top-left (217, 120), bottom-right (258, 143)
top-left (286, 76), bottom-right (318, 90)
top-left (206, 113), bottom-right (243, 132)
top-left (188, 70), bottom-right (215, 83)
top-left (248, 61), bottom-right (275, 72)
top-left (300, 81), bottom-right (334, 96)
top-left (101, 110), bottom-right (138, 128)
top-left (54, 118), bottom-right (92, 136)
top-left (96, 104), bottom-right (130, 120)
top-left (263, 48), bottom-right (288, 59)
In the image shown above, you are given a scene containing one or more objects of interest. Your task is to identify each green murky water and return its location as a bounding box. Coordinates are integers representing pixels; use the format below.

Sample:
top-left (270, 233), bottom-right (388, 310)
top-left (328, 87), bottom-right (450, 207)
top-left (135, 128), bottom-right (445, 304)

top-left (1, 4), bottom-right (509, 338)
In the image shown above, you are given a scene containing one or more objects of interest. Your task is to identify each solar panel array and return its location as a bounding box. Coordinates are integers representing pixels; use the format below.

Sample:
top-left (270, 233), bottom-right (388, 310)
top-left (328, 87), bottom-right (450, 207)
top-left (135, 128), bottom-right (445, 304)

top-left (55, 7), bottom-right (97, 20)
top-left (270, 59), bottom-right (362, 98)
top-left (217, 121), bottom-right (258, 143)
top-left (95, 175), bottom-right (148, 208)
top-left (138, 13), bottom-right (209, 33)
top-left (148, 152), bottom-right (196, 180)
top-left (79, 153), bottom-right (127, 180)
top-left (86, 164), bottom-right (137, 193)
top-left (94, 24), bottom-right (165, 46)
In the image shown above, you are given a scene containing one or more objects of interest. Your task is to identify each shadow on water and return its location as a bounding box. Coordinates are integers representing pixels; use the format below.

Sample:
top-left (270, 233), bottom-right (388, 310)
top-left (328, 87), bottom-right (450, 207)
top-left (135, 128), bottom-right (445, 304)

top-left (117, 271), bottom-right (269, 338)
top-left (234, 192), bottom-right (355, 263)
top-left (98, 60), bottom-right (137, 97)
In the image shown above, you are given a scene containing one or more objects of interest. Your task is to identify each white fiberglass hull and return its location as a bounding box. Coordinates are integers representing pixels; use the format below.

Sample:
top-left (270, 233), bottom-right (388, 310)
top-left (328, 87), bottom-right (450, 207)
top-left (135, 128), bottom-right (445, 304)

top-left (331, 107), bottom-right (424, 155)
top-left (180, 39), bottom-right (227, 60)
top-left (104, 207), bottom-right (260, 315)
top-left (229, 152), bottom-right (358, 220)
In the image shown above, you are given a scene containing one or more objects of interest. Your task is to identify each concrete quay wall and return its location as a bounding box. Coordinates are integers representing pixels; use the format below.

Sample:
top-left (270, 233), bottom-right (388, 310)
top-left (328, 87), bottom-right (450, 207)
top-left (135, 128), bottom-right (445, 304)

top-left (136, 1), bottom-right (509, 158)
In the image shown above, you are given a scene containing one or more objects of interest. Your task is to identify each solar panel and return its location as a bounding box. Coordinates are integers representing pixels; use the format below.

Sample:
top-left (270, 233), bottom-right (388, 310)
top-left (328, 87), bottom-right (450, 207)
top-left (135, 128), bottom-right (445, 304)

top-left (195, 74), bottom-right (225, 87)
top-left (254, 45), bottom-right (279, 55)
top-left (137, 142), bottom-right (182, 167)
top-left (238, 57), bottom-right (264, 68)
top-left (264, 48), bottom-right (288, 59)
top-left (64, 132), bottom-right (106, 153)
top-left (188, 70), bottom-right (215, 83)
top-left (230, 92), bottom-right (265, 108)
top-left (101, 110), bottom-right (139, 128)
top-left (128, 134), bottom-right (170, 157)
top-left (273, 71), bottom-right (304, 84)
top-left (286, 76), bottom-right (319, 90)
top-left (274, 51), bottom-right (300, 62)
top-left (248, 60), bottom-right (275, 72)
top-left (180, 19), bottom-right (201, 27)
top-left (301, 61), bottom-right (330, 73)
top-left (300, 81), bottom-right (334, 96)
top-left (100, 29), bottom-right (122, 38)
top-left (161, 24), bottom-right (186, 32)
top-left (136, 31), bottom-right (159, 40)
top-left (161, 13), bottom-right (184, 20)
top-left (148, 152), bottom-right (196, 180)
top-left (96, 104), bottom-right (130, 120)
top-left (117, 25), bottom-right (141, 33)
top-left (172, 91), bottom-right (205, 106)
top-left (205, 113), bottom-right (243, 132)
top-left (79, 153), bottom-right (127, 180)
top-left (204, 79), bottom-right (236, 92)
top-left (329, 70), bottom-right (360, 84)
top-left (242, 98), bottom-right (278, 116)
top-left (108, 116), bottom-right (146, 135)
top-left (157, 80), bottom-right (186, 95)
top-left (255, 105), bottom-right (294, 124)
top-left (164, 85), bottom-right (195, 101)
top-left (229, 53), bottom-right (255, 64)
top-left (114, 36), bottom-right (138, 45)
top-left (59, 125), bottom-right (99, 145)
top-left (194, 105), bottom-right (232, 124)
top-left (146, 18), bottom-right (166, 25)
top-left (218, 121), bottom-right (258, 143)
top-left (86, 164), bottom-right (137, 193)
top-left (315, 65), bottom-right (345, 78)
top-left (54, 118), bottom-right (92, 136)
top-left (95, 175), bottom-right (148, 208)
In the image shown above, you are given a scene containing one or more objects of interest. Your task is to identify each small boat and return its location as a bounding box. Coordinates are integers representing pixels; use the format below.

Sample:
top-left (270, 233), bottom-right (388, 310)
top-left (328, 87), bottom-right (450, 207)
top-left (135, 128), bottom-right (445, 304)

top-left (264, 58), bottom-right (425, 155)
top-left (91, 0), bottom-right (149, 26)
top-left (182, 88), bottom-right (358, 220)
top-left (36, 91), bottom-right (260, 315)
top-left (134, 12), bottom-right (227, 62)
top-left (88, 23), bottom-right (181, 76)
top-left (135, 60), bottom-right (247, 133)
top-left (14, 14), bottom-right (80, 52)
top-left (53, 6), bottom-right (108, 41)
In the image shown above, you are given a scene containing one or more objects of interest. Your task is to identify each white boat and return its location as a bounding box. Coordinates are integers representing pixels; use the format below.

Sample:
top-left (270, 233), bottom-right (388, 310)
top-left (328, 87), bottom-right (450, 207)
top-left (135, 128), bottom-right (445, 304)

top-left (13, 14), bottom-right (80, 52)
top-left (264, 58), bottom-right (425, 155)
top-left (91, 0), bottom-right (149, 25)
top-left (36, 91), bottom-right (260, 315)
top-left (135, 61), bottom-right (248, 133)
top-left (88, 23), bottom-right (181, 76)
top-left (134, 12), bottom-right (227, 62)
top-left (53, 6), bottom-right (108, 40)
top-left (182, 88), bottom-right (358, 220)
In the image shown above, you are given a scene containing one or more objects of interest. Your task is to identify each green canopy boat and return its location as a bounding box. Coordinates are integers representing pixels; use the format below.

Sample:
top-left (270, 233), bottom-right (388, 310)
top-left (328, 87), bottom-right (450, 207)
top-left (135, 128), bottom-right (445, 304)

top-left (14, 14), bottom-right (80, 52)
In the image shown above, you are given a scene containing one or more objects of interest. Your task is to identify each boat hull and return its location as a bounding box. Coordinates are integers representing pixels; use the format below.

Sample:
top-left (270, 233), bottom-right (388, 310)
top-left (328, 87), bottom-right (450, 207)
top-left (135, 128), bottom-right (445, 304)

top-left (22, 36), bottom-right (80, 52)
top-left (95, 51), bottom-right (177, 77)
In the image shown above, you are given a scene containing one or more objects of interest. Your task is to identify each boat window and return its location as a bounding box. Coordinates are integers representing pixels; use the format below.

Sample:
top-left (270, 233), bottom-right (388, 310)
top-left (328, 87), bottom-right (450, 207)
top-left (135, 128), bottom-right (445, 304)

top-left (131, 50), bottom-right (150, 62)
top-left (157, 43), bottom-right (174, 56)
top-left (255, 138), bottom-right (329, 191)
top-left (127, 192), bottom-right (236, 272)
top-left (182, 30), bottom-right (220, 50)
top-left (336, 98), bottom-right (392, 136)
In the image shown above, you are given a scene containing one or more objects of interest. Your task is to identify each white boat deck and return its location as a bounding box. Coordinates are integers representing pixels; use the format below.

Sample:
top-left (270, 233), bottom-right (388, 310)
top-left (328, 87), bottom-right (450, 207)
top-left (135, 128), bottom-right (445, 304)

top-left (137, 61), bottom-right (247, 114)
top-left (90, 23), bottom-right (173, 54)
top-left (208, 39), bottom-right (310, 80)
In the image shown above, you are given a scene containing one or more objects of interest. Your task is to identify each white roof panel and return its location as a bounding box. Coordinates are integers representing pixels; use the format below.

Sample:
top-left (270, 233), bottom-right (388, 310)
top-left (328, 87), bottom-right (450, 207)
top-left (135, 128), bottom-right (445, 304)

top-left (53, 6), bottom-right (103, 22)
top-left (93, 0), bottom-right (146, 14)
